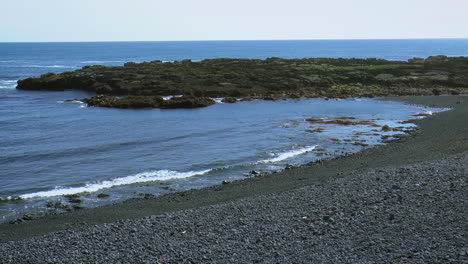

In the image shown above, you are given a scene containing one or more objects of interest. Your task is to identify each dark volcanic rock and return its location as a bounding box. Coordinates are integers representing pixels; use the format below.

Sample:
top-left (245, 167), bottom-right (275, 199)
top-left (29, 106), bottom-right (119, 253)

top-left (221, 97), bottom-right (238, 103)
top-left (82, 95), bottom-right (215, 109)
top-left (16, 56), bottom-right (468, 109)
top-left (83, 95), bottom-right (164, 109)
top-left (159, 96), bottom-right (216, 109)
top-left (17, 73), bottom-right (68, 91)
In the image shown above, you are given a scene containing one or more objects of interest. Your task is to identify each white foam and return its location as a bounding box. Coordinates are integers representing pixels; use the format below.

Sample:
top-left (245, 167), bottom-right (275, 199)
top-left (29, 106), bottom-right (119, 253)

top-left (257, 146), bottom-right (316, 164)
top-left (27, 65), bottom-right (70, 68)
top-left (0, 80), bottom-right (17, 89)
top-left (211, 98), bottom-right (224, 103)
top-left (80, 60), bottom-right (125, 64)
top-left (162, 95), bottom-right (183, 100)
top-left (19, 169), bottom-right (211, 199)
top-left (57, 100), bottom-right (84, 104)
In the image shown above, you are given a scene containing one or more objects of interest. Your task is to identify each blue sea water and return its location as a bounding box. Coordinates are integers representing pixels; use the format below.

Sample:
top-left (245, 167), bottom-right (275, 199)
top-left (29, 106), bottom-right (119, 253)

top-left (0, 39), bottom-right (465, 221)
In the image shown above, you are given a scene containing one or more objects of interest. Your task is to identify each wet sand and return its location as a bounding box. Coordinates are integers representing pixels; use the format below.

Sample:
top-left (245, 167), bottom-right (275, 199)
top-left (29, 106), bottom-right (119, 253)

top-left (0, 95), bottom-right (467, 263)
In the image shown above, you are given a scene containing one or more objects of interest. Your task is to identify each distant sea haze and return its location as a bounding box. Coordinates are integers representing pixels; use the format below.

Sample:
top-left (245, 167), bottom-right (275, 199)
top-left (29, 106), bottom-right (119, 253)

top-left (0, 39), bottom-right (461, 222)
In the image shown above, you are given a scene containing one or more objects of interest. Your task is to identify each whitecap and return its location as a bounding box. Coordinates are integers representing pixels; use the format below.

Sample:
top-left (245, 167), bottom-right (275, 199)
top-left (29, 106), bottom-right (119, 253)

top-left (0, 80), bottom-right (17, 89)
top-left (25, 65), bottom-right (74, 68)
top-left (256, 146), bottom-right (316, 164)
top-left (19, 169), bottom-right (212, 199)
top-left (162, 95), bottom-right (184, 100)
top-left (211, 98), bottom-right (224, 103)
top-left (80, 60), bottom-right (125, 64)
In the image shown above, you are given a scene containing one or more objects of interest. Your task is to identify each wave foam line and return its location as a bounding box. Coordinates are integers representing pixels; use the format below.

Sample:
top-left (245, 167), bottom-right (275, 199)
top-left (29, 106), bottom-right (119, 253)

top-left (80, 60), bottom-right (125, 64)
top-left (25, 65), bottom-right (75, 68)
top-left (257, 146), bottom-right (316, 164)
top-left (19, 169), bottom-right (212, 199)
top-left (0, 80), bottom-right (18, 89)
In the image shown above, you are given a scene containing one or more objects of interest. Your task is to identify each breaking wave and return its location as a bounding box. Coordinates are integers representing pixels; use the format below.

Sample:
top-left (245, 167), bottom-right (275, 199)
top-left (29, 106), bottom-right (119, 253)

top-left (26, 65), bottom-right (72, 68)
top-left (80, 60), bottom-right (125, 64)
top-left (257, 146), bottom-right (316, 164)
top-left (0, 80), bottom-right (17, 89)
top-left (19, 169), bottom-right (212, 199)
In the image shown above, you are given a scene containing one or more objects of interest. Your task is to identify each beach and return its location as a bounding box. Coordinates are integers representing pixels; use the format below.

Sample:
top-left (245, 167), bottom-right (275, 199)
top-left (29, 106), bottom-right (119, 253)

top-left (0, 95), bottom-right (467, 263)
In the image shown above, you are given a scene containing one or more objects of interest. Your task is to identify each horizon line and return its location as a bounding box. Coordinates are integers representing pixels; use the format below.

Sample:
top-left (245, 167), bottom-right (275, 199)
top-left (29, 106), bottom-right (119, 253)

top-left (1, 37), bottom-right (468, 44)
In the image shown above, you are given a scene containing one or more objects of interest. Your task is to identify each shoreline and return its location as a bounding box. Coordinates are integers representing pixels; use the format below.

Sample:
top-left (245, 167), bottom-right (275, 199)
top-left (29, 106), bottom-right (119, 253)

top-left (0, 95), bottom-right (466, 243)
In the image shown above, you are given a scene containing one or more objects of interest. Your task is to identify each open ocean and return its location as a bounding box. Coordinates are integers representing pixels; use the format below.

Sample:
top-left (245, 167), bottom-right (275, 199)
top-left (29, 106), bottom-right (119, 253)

top-left (0, 39), bottom-right (466, 222)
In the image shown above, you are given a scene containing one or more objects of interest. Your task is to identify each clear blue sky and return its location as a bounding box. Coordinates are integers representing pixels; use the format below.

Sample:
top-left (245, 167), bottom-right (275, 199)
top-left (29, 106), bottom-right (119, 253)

top-left (1, 0), bottom-right (467, 42)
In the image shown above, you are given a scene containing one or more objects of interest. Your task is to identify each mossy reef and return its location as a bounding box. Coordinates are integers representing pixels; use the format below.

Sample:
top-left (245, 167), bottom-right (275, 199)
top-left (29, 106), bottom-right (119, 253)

top-left (17, 55), bottom-right (468, 108)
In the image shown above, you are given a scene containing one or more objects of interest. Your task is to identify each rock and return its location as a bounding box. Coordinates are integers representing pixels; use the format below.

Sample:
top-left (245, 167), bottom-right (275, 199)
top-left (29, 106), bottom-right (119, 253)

top-left (46, 201), bottom-right (71, 210)
top-left (17, 73), bottom-right (69, 91)
top-left (64, 98), bottom-right (80, 102)
top-left (240, 97), bottom-right (256, 101)
top-left (221, 97), bottom-right (238, 103)
top-left (73, 205), bottom-right (84, 210)
top-left (22, 214), bottom-right (33, 221)
top-left (159, 96), bottom-right (216, 109)
top-left (14, 56), bottom-right (468, 108)
top-left (97, 193), bottom-right (110, 198)
top-left (83, 95), bottom-right (164, 109)
top-left (64, 194), bottom-right (80, 199)
top-left (381, 125), bottom-right (391, 131)
top-left (68, 198), bottom-right (82, 204)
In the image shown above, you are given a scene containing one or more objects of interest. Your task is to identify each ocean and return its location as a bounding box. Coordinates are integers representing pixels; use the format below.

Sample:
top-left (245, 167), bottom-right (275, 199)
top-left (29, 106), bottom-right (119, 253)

top-left (0, 39), bottom-right (466, 222)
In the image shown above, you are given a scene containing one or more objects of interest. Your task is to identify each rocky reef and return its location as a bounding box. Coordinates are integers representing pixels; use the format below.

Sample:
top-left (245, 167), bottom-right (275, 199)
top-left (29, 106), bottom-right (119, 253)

top-left (82, 95), bottom-right (215, 109)
top-left (17, 56), bottom-right (468, 108)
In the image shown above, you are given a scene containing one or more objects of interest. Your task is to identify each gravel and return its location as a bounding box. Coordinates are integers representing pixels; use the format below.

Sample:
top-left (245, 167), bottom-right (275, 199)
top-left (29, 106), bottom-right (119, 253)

top-left (1, 153), bottom-right (466, 264)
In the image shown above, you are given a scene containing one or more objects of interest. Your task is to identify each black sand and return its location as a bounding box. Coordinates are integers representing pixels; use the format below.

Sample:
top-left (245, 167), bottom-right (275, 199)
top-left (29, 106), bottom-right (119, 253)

top-left (0, 95), bottom-right (467, 263)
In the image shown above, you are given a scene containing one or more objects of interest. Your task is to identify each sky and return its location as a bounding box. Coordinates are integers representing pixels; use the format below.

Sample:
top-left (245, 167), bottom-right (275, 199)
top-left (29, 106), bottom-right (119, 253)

top-left (1, 0), bottom-right (467, 42)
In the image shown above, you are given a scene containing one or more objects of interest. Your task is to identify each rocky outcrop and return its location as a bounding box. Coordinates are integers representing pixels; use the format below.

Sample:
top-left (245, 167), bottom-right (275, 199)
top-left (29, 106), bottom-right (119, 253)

top-left (17, 73), bottom-right (69, 91)
top-left (159, 96), bottom-right (216, 109)
top-left (16, 56), bottom-right (468, 109)
top-left (83, 95), bottom-right (164, 108)
top-left (83, 95), bottom-right (215, 109)
top-left (221, 97), bottom-right (238, 103)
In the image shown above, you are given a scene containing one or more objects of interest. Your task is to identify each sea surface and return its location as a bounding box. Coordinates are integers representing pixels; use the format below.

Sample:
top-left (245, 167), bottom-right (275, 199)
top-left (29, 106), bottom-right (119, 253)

top-left (0, 39), bottom-right (465, 222)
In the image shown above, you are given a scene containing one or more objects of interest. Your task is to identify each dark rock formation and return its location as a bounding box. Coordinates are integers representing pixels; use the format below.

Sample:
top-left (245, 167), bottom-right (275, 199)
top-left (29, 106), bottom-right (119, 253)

top-left (83, 95), bottom-right (215, 109)
top-left (221, 97), bottom-right (238, 103)
top-left (83, 95), bottom-right (164, 109)
top-left (16, 56), bottom-right (468, 109)
top-left (17, 73), bottom-right (68, 91)
top-left (159, 96), bottom-right (216, 109)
